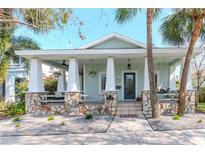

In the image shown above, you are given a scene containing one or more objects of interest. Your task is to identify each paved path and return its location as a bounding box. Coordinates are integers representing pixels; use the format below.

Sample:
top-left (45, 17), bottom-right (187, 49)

top-left (1, 115), bottom-right (205, 144)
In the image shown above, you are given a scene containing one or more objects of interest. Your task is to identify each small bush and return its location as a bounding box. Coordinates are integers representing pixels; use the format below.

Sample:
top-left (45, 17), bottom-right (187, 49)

top-left (197, 119), bottom-right (203, 123)
top-left (85, 113), bottom-right (93, 120)
top-left (12, 116), bottom-right (21, 122)
top-left (15, 123), bottom-right (21, 128)
top-left (173, 114), bottom-right (181, 120)
top-left (6, 102), bottom-right (25, 116)
top-left (59, 121), bottom-right (65, 126)
top-left (47, 115), bottom-right (55, 121)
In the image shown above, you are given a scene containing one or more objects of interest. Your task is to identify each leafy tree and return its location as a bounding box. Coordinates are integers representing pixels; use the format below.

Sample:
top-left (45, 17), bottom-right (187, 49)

top-left (115, 8), bottom-right (161, 118)
top-left (160, 8), bottom-right (205, 115)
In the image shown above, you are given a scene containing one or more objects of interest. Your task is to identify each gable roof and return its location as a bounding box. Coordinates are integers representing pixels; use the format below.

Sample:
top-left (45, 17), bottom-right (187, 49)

top-left (79, 33), bottom-right (146, 49)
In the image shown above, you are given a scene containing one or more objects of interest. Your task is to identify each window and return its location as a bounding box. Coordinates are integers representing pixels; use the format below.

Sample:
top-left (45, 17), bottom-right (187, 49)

top-left (99, 72), bottom-right (106, 93)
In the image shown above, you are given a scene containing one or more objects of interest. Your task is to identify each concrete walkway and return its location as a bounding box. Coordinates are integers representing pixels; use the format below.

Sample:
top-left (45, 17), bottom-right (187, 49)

top-left (1, 115), bottom-right (205, 144)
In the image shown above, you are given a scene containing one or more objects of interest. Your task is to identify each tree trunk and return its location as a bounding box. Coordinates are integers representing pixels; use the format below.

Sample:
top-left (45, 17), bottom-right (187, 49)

top-left (147, 8), bottom-right (160, 118)
top-left (178, 14), bottom-right (205, 115)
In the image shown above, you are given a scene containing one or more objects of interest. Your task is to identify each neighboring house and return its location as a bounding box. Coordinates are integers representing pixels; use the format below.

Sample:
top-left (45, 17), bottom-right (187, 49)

top-left (0, 57), bottom-right (57, 102)
top-left (16, 33), bottom-right (201, 102)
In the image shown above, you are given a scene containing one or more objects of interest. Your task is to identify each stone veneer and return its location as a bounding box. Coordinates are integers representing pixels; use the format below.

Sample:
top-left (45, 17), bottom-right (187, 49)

top-left (25, 91), bottom-right (118, 116)
top-left (142, 90), bottom-right (196, 117)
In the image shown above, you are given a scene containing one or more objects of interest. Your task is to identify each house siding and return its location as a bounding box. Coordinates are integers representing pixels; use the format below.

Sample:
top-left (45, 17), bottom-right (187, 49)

top-left (84, 61), bottom-right (170, 101)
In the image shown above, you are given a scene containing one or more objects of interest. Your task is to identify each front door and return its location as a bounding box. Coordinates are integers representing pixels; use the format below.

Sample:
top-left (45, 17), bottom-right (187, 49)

top-left (124, 72), bottom-right (136, 99)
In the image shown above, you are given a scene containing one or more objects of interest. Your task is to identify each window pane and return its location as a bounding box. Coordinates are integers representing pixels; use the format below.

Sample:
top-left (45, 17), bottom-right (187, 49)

top-left (101, 74), bottom-right (106, 92)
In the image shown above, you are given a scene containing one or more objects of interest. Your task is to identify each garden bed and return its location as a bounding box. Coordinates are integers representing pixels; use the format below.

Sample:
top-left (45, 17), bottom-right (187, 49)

top-left (147, 113), bottom-right (205, 131)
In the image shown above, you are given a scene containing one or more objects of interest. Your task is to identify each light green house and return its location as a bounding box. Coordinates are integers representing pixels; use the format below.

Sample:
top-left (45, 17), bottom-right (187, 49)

top-left (16, 33), bottom-right (200, 104)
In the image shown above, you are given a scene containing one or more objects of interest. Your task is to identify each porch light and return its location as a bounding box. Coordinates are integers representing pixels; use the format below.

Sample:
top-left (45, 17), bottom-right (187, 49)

top-left (127, 59), bottom-right (131, 70)
top-left (89, 59), bottom-right (97, 78)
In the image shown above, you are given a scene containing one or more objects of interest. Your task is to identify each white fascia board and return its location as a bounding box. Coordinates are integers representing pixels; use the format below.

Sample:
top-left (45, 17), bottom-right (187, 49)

top-left (15, 48), bottom-right (201, 60)
top-left (79, 33), bottom-right (146, 49)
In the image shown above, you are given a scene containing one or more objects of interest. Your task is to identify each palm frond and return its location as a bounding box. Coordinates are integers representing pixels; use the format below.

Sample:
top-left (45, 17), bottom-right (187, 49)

top-left (115, 8), bottom-right (140, 24)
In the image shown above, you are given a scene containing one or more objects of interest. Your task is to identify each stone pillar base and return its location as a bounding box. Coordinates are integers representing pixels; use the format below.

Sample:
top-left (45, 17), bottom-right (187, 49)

top-left (103, 91), bottom-right (117, 115)
top-left (64, 92), bottom-right (81, 114)
top-left (142, 90), bottom-right (152, 117)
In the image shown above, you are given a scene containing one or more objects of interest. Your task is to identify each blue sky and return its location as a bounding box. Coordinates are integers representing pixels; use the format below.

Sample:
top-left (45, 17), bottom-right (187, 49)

top-left (14, 8), bottom-right (171, 49)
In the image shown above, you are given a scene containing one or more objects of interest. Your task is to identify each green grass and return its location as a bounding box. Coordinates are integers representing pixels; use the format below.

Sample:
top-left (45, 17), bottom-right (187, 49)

top-left (197, 119), bottom-right (203, 123)
top-left (85, 113), bottom-right (93, 120)
top-left (15, 123), bottom-right (21, 128)
top-left (47, 115), bottom-right (55, 121)
top-left (197, 102), bottom-right (205, 113)
top-left (12, 116), bottom-right (21, 122)
top-left (172, 114), bottom-right (181, 120)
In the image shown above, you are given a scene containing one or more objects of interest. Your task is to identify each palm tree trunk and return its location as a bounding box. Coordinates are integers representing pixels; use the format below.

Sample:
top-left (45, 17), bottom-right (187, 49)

top-left (178, 14), bottom-right (205, 115)
top-left (147, 8), bottom-right (160, 118)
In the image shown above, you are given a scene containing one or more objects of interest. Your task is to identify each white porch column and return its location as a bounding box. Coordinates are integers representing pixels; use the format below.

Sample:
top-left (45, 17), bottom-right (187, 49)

top-left (28, 58), bottom-right (45, 92)
top-left (187, 65), bottom-right (193, 90)
top-left (67, 58), bottom-right (80, 92)
top-left (169, 65), bottom-right (176, 90)
top-left (180, 56), bottom-right (193, 90)
top-left (144, 57), bottom-right (149, 90)
top-left (105, 57), bottom-right (116, 91)
top-left (57, 69), bottom-right (66, 92)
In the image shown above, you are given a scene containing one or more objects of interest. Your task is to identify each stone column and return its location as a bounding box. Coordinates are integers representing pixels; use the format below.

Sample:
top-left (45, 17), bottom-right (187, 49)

top-left (103, 91), bottom-right (117, 115)
top-left (144, 57), bottom-right (149, 90)
top-left (169, 64), bottom-right (177, 91)
top-left (28, 58), bottom-right (45, 92)
top-left (26, 92), bottom-right (47, 116)
top-left (142, 90), bottom-right (152, 117)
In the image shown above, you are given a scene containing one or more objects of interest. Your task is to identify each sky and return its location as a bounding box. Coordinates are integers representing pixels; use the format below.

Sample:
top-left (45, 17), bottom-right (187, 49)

top-left (14, 8), bottom-right (171, 49)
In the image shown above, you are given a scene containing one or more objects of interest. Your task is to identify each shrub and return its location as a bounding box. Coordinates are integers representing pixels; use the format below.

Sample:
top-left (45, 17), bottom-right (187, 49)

top-left (0, 101), bottom-right (8, 112)
top-left (59, 121), bottom-right (65, 126)
top-left (15, 80), bottom-right (28, 103)
top-left (44, 75), bottom-right (57, 95)
top-left (47, 115), bottom-right (55, 121)
top-left (85, 113), bottom-right (93, 120)
top-left (172, 114), bottom-right (181, 120)
top-left (15, 123), bottom-right (21, 128)
top-left (12, 116), bottom-right (21, 122)
top-left (6, 102), bottom-right (25, 116)
top-left (197, 119), bottom-right (203, 123)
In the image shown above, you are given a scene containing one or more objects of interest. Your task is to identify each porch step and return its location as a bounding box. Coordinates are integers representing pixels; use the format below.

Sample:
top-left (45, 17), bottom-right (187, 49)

top-left (117, 102), bottom-right (143, 116)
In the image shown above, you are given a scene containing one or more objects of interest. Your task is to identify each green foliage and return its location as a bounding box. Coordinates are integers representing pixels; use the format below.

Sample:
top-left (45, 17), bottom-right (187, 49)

top-left (15, 80), bottom-right (28, 103)
top-left (6, 102), bottom-right (25, 116)
top-left (197, 119), bottom-right (203, 123)
top-left (172, 114), bottom-right (181, 120)
top-left (12, 116), bottom-right (21, 122)
top-left (47, 115), bottom-right (55, 121)
top-left (15, 123), bottom-right (21, 128)
top-left (85, 113), bottom-right (93, 120)
top-left (197, 102), bottom-right (205, 113)
top-left (0, 101), bottom-right (8, 111)
top-left (44, 76), bottom-right (57, 94)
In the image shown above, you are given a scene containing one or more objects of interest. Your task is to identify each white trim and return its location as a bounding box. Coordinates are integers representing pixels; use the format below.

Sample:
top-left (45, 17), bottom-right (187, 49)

top-left (15, 48), bottom-right (201, 60)
top-left (121, 70), bottom-right (138, 100)
top-left (79, 33), bottom-right (146, 49)
top-left (83, 64), bottom-right (86, 94)
top-left (98, 71), bottom-right (106, 94)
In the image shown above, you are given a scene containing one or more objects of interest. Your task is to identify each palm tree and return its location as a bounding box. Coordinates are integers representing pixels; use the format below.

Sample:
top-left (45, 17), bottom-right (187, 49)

top-left (0, 35), bottom-right (40, 84)
top-left (160, 8), bottom-right (205, 115)
top-left (115, 8), bottom-right (160, 118)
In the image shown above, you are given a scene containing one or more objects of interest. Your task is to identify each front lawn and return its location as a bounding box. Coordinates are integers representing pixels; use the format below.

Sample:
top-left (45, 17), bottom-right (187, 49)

top-left (197, 102), bottom-right (205, 113)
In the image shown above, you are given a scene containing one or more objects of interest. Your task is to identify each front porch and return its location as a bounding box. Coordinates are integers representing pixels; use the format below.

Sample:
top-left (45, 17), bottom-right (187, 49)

top-left (15, 33), bottom-right (200, 116)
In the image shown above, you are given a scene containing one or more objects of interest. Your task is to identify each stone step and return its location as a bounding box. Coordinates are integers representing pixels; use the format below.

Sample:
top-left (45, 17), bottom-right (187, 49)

top-left (118, 103), bottom-right (142, 107)
top-left (117, 110), bottom-right (143, 115)
top-left (117, 107), bottom-right (143, 111)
